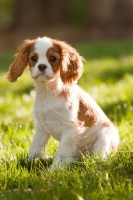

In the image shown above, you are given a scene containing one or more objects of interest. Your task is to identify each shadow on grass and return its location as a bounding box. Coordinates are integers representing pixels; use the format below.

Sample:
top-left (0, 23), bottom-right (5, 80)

top-left (18, 155), bottom-right (97, 173)
top-left (18, 157), bottom-right (53, 172)
top-left (17, 149), bottom-right (133, 176)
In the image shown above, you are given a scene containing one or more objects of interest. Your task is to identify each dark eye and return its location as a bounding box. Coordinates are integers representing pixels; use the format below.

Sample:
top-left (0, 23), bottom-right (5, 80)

top-left (50, 56), bottom-right (56, 62)
top-left (31, 56), bottom-right (37, 62)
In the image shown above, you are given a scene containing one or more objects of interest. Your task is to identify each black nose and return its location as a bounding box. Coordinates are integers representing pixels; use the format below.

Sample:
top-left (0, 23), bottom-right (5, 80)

top-left (38, 64), bottom-right (47, 72)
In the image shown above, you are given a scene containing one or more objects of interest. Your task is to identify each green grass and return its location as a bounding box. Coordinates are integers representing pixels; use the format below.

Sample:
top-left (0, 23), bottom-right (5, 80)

top-left (1, 40), bottom-right (133, 199)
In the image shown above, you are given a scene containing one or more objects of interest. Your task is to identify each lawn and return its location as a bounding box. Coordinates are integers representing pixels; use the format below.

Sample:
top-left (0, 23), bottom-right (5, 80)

top-left (1, 40), bottom-right (133, 199)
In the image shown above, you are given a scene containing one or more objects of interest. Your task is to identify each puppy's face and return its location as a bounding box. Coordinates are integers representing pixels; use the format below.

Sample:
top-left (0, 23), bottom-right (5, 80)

top-left (7, 37), bottom-right (84, 84)
top-left (28, 38), bottom-right (61, 81)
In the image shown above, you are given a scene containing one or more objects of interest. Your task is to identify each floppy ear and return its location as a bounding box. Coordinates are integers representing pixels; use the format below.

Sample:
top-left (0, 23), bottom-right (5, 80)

top-left (7, 39), bottom-right (35, 82)
top-left (54, 40), bottom-right (84, 84)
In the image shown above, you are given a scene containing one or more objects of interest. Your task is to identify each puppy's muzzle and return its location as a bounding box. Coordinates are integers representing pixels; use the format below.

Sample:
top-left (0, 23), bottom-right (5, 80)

top-left (38, 64), bottom-right (47, 73)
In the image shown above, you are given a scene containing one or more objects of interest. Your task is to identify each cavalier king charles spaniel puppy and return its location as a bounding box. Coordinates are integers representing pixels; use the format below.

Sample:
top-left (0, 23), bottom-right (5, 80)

top-left (7, 37), bottom-right (119, 167)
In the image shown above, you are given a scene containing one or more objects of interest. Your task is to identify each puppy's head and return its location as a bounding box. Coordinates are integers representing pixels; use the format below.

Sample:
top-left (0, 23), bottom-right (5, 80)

top-left (7, 37), bottom-right (84, 84)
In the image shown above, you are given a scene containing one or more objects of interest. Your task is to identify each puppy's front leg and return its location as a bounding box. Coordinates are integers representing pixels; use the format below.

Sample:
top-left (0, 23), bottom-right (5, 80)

top-left (52, 129), bottom-right (77, 168)
top-left (28, 126), bottom-right (50, 159)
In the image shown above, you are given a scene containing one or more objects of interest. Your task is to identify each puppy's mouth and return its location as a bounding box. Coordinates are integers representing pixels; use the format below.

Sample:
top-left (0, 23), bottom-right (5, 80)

top-left (34, 73), bottom-right (51, 81)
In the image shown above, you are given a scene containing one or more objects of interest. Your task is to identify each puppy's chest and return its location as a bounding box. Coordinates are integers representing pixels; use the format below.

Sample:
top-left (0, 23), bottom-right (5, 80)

top-left (34, 95), bottom-right (77, 138)
top-left (35, 95), bottom-right (70, 117)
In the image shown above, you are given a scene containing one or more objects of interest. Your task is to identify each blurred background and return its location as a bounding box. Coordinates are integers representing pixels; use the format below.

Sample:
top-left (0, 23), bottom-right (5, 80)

top-left (1, 0), bottom-right (133, 52)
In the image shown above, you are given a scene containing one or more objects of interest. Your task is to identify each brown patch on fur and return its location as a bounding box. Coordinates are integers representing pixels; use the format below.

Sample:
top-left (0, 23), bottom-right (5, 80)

top-left (78, 100), bottom-right (98, 128)
top-left (46, 46), bottom-right (61, 73)
top-left (58, 88), bottom-right (70, 100)
top-left (52, 39), bottom-right (84, 85)
top-left (7, 39), bottom-right (35, 82)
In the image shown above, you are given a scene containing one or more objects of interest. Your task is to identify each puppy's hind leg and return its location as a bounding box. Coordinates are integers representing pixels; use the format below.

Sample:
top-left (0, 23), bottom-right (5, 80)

top-left (92, 125), bottom-right (119, 158)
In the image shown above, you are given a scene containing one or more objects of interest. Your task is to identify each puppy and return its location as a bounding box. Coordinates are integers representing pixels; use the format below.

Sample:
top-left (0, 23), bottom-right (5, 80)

top-left (7, 37), bottom-right (119, 167)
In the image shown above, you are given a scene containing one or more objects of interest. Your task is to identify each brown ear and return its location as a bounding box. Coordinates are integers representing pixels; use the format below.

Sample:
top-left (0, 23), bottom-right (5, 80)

top-left (53, 40), bottom-right (84, 84)
top-left (7, 39), bottom-right (35, 82)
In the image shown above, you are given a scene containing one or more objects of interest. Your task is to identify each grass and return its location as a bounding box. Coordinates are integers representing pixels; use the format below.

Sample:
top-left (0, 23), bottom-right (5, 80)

top-left (1, 39), bottom-right (133, 199)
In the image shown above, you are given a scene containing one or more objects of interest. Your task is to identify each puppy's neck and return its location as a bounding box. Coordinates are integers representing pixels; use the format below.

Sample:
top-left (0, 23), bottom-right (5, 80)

top-left (34, 76), bottom-right (63, 96)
